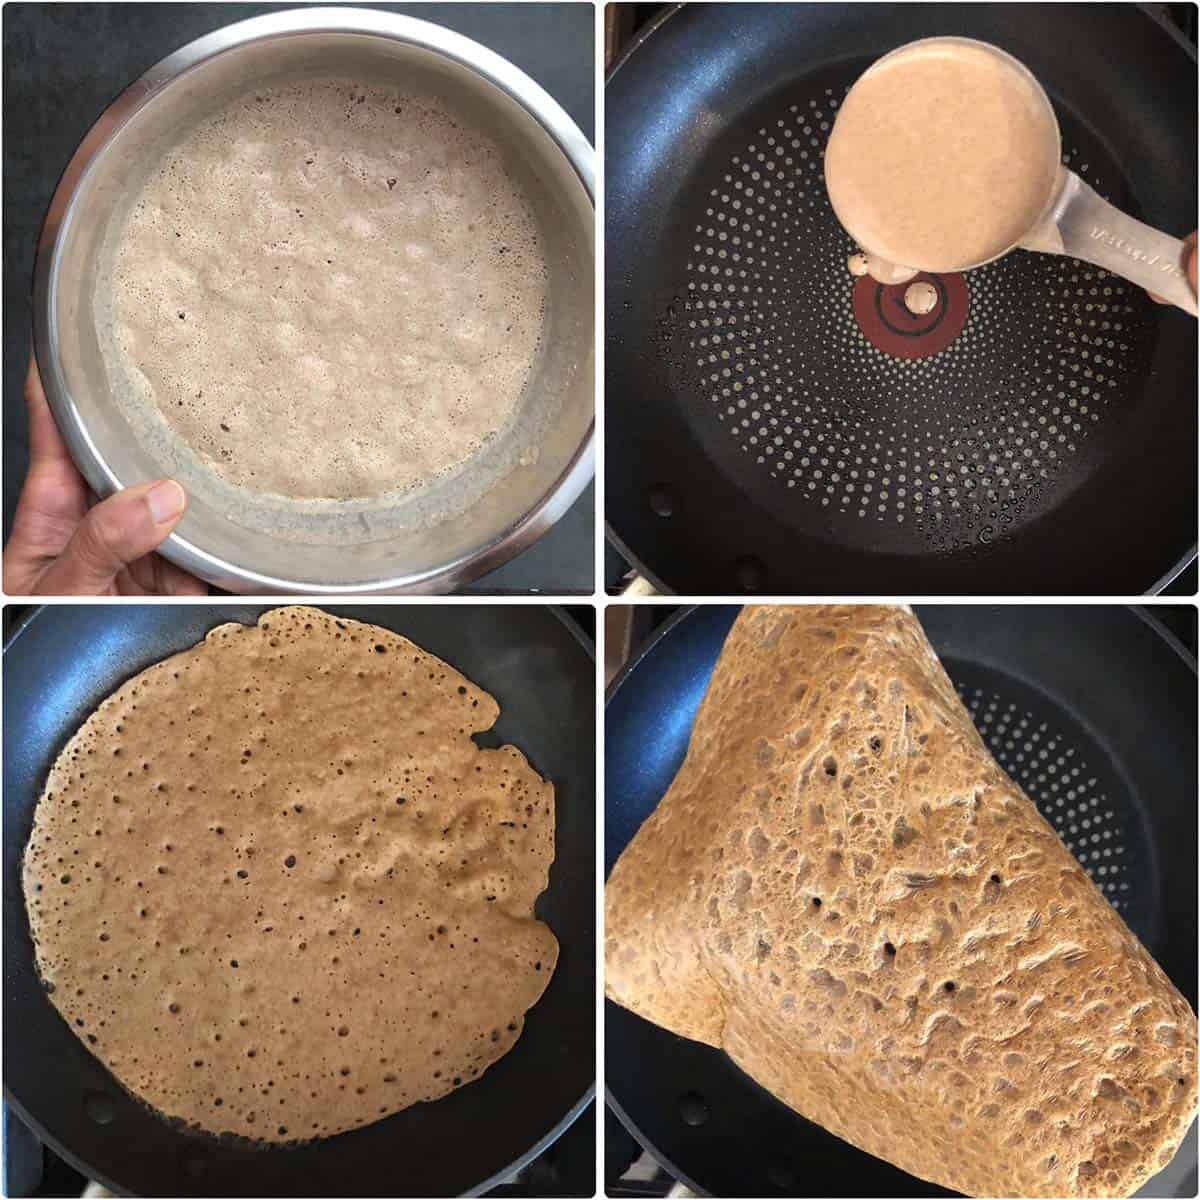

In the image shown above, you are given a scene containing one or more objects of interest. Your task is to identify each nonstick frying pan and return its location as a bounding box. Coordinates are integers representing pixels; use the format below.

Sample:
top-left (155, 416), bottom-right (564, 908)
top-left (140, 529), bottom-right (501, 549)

top-left (606, 4), bottom-right (1198, 595)
top-left (3, 604), bottom-right (595, 1197)
top-left (605, 605), bottom-right (1198, 1196)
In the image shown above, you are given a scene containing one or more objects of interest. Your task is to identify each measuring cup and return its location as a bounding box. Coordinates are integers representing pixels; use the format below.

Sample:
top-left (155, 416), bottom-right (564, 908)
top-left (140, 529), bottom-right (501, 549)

top-left (830, 36), bottom-right (1198, 316)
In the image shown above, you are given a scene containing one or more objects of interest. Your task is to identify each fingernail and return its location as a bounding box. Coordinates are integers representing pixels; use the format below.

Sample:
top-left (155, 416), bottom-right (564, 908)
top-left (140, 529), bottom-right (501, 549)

top-left (146, 479), bottom-right (186, 524)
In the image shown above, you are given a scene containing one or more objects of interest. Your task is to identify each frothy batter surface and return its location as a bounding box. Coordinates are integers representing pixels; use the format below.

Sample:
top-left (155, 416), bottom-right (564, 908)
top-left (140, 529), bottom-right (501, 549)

top-left (825, 39), bottom-right (1060, 275)
top-left (23, 607), bottom-right (557, 1143)
top-left (105, 82), bottom-right (548, 502)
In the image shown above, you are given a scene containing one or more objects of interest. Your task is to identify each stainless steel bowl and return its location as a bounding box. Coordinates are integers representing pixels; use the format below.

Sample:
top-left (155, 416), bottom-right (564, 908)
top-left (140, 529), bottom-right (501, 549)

top-left (33, 7), bottom-right (594, 594)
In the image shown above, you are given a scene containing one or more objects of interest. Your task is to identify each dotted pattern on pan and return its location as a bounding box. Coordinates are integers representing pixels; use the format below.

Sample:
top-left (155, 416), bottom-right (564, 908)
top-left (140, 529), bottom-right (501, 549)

top-left (676, 81), bottom-right (1156, 555)
top-left (954, 672), bottom-right (1143, 934)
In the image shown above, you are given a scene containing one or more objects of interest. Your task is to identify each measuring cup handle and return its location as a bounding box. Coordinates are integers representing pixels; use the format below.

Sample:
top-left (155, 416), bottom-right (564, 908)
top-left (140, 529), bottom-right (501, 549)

top-left (1035, 171), bottom-right (1197, 316)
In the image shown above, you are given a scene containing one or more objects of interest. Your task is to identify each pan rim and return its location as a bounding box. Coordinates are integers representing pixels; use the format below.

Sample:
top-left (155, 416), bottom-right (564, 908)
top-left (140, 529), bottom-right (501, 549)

top-left (605, 1), bottom-right (682, 81)
top-left (3, 602), bottom-right (596, 663)
top-left (3, 603), bottom-right (595, 1197)
top-left (603, 525), bottom-right (675, 596)
top-left (604, 1074), bottom-right (713, 1199)
top-left (605, 3), bottom-right (1199, 80)
top-left (604, 603), bottom-right (1198, 712)
top-left (0, 1083), bottom-right (598, 1200)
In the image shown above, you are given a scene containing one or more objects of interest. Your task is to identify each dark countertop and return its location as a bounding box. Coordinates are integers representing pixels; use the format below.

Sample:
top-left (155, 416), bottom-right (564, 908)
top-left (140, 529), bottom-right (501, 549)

top-left (2, 2), bottom-right (594, 594)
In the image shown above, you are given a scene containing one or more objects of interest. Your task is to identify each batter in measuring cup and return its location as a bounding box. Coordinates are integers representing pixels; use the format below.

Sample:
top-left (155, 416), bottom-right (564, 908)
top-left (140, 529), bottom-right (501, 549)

top-left (825, 38), bottom-right (1061, 285)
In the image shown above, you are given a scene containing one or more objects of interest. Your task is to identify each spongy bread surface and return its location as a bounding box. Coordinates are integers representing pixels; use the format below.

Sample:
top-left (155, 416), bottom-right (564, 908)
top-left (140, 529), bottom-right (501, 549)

top-left (24, 606), bottom-right (557, 1143)
top-left (605, 605), bottom-right (1197, 1197)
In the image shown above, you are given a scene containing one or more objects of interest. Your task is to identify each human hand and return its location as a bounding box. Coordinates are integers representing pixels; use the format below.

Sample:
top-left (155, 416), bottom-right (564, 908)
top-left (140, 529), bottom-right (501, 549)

top-left (1148, 231), bottom-right (1197, 305)
top-left (3, 360), bottom-right (207, 595)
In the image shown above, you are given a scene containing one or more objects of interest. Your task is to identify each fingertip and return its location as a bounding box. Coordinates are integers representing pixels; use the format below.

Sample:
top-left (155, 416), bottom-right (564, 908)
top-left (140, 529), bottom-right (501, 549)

top-left (145, 478), bottom-right (187, 527)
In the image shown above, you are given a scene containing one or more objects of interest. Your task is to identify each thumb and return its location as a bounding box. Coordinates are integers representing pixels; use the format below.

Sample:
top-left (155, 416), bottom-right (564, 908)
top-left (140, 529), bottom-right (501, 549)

top-left (35, 479), bottom-right (187, 595)
top-left (1149, 232), bottom-right (1197, 303)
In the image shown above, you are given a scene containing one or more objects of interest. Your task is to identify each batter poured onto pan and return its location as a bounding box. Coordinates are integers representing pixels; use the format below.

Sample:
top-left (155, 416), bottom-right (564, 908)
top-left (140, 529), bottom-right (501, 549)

top-left (102, 81), bottom-right (548, 502)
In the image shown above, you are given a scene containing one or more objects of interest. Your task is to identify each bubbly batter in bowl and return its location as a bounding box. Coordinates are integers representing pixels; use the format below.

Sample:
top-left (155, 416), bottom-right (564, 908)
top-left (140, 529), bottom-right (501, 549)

top-left (825, 38), bottom-right (1061, 282)
top-left (102, 80), bottom-right (549, 503)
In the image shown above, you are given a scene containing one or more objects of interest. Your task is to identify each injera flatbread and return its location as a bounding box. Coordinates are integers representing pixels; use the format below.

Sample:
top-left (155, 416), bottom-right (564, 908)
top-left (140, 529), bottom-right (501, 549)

top-left (24, 606), bottom-right (557, 1142)
top-left (605, 605), bottom-right (1198, 1197)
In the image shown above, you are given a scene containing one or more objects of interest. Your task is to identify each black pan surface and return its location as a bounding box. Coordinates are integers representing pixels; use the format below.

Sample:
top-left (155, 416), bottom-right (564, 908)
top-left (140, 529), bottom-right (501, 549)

top-left (605, 605), bottom-right (1197, 1196)
top-left (606, 4), bottom-right (1198, 594)
top-left (3, 604), bottom-right (595, 1198)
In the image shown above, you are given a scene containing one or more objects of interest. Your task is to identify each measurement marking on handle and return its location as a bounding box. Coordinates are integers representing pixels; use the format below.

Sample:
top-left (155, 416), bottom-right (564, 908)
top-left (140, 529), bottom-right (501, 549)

top-left (1089, 227), bottom-right (1183, 276)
